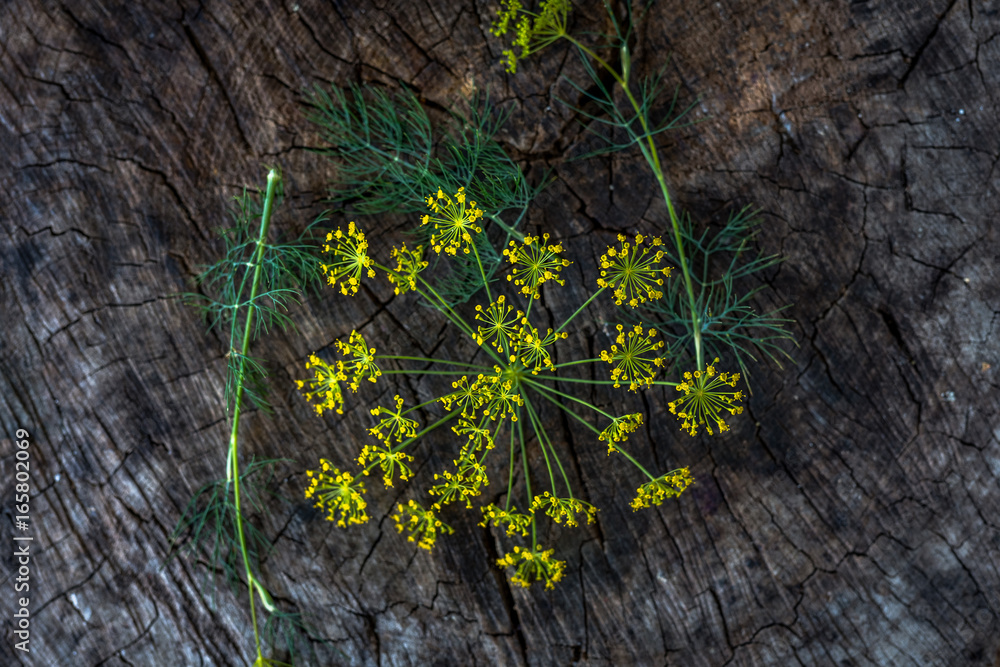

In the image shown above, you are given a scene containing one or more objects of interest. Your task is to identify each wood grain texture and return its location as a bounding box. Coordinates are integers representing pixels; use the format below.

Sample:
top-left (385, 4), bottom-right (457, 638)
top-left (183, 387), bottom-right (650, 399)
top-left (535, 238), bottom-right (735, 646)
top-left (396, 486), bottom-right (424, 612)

top-left (2, 0), bottom-right (999, 665)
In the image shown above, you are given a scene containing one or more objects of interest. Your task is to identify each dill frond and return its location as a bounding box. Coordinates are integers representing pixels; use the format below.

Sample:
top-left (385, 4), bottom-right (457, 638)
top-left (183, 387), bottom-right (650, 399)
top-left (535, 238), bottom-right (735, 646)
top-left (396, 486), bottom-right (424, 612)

top-left (181, 173), bottom-right (326, 411)
top-left (637, 206), bottom-right (797, 380)
top-left (305, 84), bottom-right (544, 304)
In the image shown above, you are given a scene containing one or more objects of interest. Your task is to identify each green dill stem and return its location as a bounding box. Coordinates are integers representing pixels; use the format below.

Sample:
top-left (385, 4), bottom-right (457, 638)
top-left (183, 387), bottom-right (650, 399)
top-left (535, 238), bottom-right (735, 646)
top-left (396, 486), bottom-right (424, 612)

top-left (522, 396), bottom-right (558, 495)
top-left (523, 394), bottom-right (573, 498)
top-left (505, 426), bottom-right (516, 512)
top-left (400, 396), bottom-right (446, 417)
top-left (546, 394), bottom-right (602, 436)
top-left (228, 168), bottom-right (279, 665)
top-left (563, 34), bottom-right (705, 370)
top-left (516, 412), bottom-right (537, 548)
top-left (378, 355), bottom-right (492, 370)
top-left (470, 237), bottom-right (493, 305)
top-left (381, 369), bottom-right (478, 377)
top-left (485, 211), bottom-right (526, 242)
top-left (555, 285), bottom-right (606, 334)
top-left (523, 378), bottom-right (614, 419)
top-left (549, 357), bottom-right (602, 369)
top-left (608, 444), bottom-right (657, 482)
top-left (532, 375), bottom-right (679, 388)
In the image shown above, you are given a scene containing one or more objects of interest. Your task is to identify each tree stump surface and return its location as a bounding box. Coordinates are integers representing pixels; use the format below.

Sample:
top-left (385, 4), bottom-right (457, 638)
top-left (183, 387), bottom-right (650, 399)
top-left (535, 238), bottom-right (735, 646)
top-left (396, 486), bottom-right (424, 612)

top-left (2, 0), bottom-right (999, 665)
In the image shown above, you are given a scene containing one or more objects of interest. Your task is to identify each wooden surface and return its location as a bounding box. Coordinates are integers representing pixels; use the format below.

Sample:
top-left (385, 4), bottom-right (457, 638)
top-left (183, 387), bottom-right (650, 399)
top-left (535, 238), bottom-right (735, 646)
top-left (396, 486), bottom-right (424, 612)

top-left (2, 0), bottom-right (1000, 665)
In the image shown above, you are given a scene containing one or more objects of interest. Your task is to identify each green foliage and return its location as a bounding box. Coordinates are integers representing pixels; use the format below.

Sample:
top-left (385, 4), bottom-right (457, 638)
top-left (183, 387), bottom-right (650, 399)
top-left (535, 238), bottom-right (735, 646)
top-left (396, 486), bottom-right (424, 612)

top-left (175, 171), bottom-right (330, 665)
top-left (493, 0), bottom-right (794, 381)
top-left (305, 83), bottom-right (544, 304)
top-left (638, 206), bottom-right (796, 380)
top-left (169, 458), bottom-right (283, 600)
top-left (182, 175), bottom-right (326, 411)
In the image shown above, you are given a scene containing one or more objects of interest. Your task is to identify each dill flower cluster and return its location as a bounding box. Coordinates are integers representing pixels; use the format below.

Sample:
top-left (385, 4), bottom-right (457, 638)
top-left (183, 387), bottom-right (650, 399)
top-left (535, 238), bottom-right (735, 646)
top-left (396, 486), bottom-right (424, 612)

top-left (496, 545), bottom-right (566, 590)
top-left (530, 493), bottom-right (597, 527)
top-left (599, 413), bottom-right (644, 453)
top-left (321, 221), bottom-right (376, 295)
top-left (630, 468), bottom-right (695, 510)
top-left (597, 234), bottom-right (672, 307)
top-left (299, 193), bottom-right (722, 591)
top-left (304, 460), bottom-right (369, 527)
top-left (600, 324), bottom-right (666, 390)
top-left (479, 504), bottom-right (532, 536)
top-left (491, 0), bottom-right (572, 74)
top-left (421, 187), bottom-right (484, 255)
top-left (668, 358), bottom-right (744, 436)
top-left (503, 233), bottom-right (571, 298)
top-left (335, 330), bottom-right (381, 391)
top-left (393, 500), bottom-right (454, 550)
top-left (296, 354), bottom-right (345, 416)
top-left (387, 243), bottom-right (428, 295)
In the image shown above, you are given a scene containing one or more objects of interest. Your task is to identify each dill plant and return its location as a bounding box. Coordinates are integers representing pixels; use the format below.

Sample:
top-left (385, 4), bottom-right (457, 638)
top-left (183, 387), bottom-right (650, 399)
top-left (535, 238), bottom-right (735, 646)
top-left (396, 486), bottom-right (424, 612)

top-left (298, 190), bottom-right (698, 590)
top-left (171, 169), bottom-right (325, 666)
top-left (491, 0), bottom-right (795, 398)
top-left (305, 83), bottom-right (543, 305)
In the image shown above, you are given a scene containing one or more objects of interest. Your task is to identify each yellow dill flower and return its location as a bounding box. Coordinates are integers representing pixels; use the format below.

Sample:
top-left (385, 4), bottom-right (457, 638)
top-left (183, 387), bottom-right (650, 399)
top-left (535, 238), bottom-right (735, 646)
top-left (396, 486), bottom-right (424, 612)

top-left (496, 544), bottom-right (566, 590)
top-left (393, 499), bottom-right (454, 551)
top-left (503, 233), bottom-right (572, 298)
top-left (491, 0), bottom-right (571, 74)
top-left (668, 358), bottom-right (744, 436)
top-left (357, 443), bottom-right (414, 488)
top-left (429, 462), bottom-right (488, 509)
top-left (597, 234), bottom-right (672, 307)
top-left (599, 324), bottom-right (666, 390)
top-left (368, 394), bottom-right (419, 443)
top-left (630, 468), bottom-right (694, 510)
top-left (474, 295), bottom-right (523, 353)
top-left (530, 492), bottom-right (597, 527)
top-left (480, 369), bottom-right (524, 421)
top-left (452, 418), bottom-right (495, 457)
top-left (490, 0), bottom-right (522, 37)
top-left (598, 413), bottom-right (643, 453)
top-left (297, 353), bottom-right (346, 416)
top-left (514, 324), bottom-right (567, 373)
top-left (439, 376), bottom-right (489, 418)
top-left (335, 329), bottom-right (381, 391)
top-left (304, 460), bottom-right (369, 527)
top-left (321, 221), bottom-right (376, 296)
top-left (479, 503), bottom-right (532, 537)
top-left (387, 243), bottom-right (428, 295)
top-left (421, 187), bottom-right (484, 255)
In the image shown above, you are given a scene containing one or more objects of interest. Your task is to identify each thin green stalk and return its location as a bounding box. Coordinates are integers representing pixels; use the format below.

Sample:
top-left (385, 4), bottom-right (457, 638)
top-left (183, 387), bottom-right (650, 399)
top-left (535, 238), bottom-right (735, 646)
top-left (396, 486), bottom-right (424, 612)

top-left (555, 285), bottom-right (606, 333)
top-left (505, 425), bottom-right (517, 511)
top-left (379, 355), bottom-right (492, 370)
top-left (523, 394), bottom-right (573, 498)
top-left (563, 34), bottom-right (705, 370)
top-left (523, 378), bottom-right (614, 419)
top-left (470, 237), bottom-right (493, 305)
top-left (522, 395), bottom-right (558, 495)
top-left (228, 168), bottom-right (279, 665)
top-left (516, 410), bottom-right (536, 547)
top-left (608, 444), bottom-right (657, 482)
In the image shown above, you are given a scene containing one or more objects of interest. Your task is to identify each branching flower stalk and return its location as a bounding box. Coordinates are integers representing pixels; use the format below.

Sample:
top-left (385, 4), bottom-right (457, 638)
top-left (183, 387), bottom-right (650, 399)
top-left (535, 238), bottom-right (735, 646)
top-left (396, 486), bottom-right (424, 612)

top-left (173, 169), bottom-right (326, 667)
top-left (300, 194), bottom-right (699, 589)
top-left (228, 170), bottom-right (278, 667)
top-left (492, 0), bottom-right (795, 381)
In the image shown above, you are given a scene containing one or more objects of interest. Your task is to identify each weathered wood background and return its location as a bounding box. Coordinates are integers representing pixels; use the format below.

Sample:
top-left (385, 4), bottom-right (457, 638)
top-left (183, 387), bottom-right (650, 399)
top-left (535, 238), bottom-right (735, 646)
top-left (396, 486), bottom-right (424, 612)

top-left (2, 0), bottom-right (999, 664)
